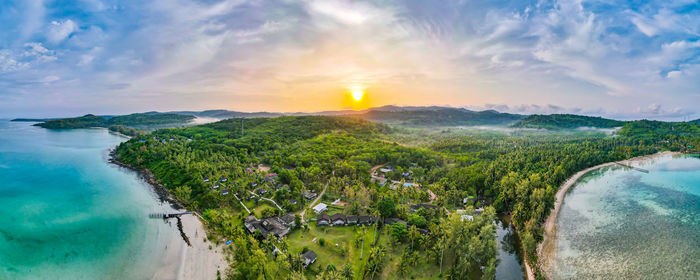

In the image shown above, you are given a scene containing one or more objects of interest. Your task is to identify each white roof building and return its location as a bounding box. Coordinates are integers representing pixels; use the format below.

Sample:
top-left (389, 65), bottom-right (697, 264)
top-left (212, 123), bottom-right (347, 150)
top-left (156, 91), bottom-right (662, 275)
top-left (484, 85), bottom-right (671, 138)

top-left (313, 203), bottom-right (328, 214)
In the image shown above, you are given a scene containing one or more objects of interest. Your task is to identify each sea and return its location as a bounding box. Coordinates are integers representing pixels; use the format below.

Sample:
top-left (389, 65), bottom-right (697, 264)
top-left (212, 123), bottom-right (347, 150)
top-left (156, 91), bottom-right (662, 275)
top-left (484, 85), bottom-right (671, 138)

top-left (549, 153), bottom-right (700, 279)
top-left (0, 120), bottom-right (178, 279)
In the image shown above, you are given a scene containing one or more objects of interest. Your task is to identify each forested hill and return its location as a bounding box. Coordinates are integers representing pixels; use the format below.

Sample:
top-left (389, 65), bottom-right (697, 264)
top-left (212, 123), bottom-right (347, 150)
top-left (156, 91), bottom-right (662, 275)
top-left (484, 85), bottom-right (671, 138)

top-left (511, 114), bottom-right (626, 129)
top-left (617, 120), bottom-right (700, 140)
top-left (691, 118), bottom-right (700, 125)
top-left (34, 112), bottom-right (195, 129)
top-left (345, 107), bottom-right (524, 126)
top-left (192, 116), bottom-right (389, 153)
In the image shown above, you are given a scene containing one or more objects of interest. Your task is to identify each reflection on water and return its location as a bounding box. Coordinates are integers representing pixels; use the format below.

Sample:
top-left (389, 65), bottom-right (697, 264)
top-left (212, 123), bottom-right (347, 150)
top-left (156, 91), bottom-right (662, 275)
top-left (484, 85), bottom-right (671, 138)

top-left (495, 218), bottom-right (525, 280)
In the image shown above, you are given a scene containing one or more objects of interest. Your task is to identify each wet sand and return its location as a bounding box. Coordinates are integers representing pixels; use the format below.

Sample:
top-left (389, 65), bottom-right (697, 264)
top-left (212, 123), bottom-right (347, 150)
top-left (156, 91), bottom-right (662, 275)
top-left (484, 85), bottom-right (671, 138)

top-left (151, 214), bottom-right (227, 280)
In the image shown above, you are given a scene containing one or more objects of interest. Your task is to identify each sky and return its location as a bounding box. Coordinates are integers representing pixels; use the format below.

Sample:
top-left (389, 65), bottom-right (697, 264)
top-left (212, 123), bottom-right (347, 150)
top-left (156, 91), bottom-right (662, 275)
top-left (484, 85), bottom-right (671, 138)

top-left (0, 0), bottom-right (699, 120)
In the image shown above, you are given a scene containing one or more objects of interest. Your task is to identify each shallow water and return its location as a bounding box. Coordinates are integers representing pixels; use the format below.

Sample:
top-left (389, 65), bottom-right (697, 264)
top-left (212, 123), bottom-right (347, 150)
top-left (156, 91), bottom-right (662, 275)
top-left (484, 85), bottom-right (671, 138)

top-left (550, 154), bottom-right (700, 279)
top-left (0, 121), bottom-right (178, 279)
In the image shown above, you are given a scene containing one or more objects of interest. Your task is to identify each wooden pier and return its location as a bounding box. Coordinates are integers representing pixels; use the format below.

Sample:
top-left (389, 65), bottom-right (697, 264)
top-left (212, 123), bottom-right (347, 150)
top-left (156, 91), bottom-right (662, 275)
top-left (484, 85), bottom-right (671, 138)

top-left (149, 211), bottom-right (193, 219)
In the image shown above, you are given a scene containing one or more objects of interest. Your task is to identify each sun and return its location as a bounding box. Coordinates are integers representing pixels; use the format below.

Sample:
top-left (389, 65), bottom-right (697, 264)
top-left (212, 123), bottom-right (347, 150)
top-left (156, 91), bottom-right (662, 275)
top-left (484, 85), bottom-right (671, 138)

top-left (351, 88), bottom-right (364, 101)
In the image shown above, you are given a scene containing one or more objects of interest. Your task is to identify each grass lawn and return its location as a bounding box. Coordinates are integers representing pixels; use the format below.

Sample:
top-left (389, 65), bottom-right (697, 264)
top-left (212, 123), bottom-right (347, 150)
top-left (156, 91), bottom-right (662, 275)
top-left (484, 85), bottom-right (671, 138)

top-left (286, 222), bottom-right (446, 279)
top-left (252, 203), bottom-right (275, 218)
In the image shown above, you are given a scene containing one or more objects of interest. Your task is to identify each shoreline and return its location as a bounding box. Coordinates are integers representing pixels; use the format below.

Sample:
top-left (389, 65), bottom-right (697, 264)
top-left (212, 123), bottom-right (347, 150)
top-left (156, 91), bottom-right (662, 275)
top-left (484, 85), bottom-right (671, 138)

top-left (108, 151), bottom-right (227, 280)
top-left (537, 151), bottom-right (678, 278)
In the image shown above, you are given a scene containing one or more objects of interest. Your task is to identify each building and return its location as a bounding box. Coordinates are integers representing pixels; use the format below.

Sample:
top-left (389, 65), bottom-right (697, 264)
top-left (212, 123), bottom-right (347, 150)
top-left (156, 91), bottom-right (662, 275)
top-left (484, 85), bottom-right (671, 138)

top-left (221, 189), bottom-right (229, 195)
top-left (303, 191), bottom-right (317, 200)
top-left (346, 215), bottom-right (358, 225)
top-left (357, 215), bottom-right (376, 225)
top-left (317, 214), bottom-right (330, 226)
top-left (301, 250), bottom-right (317, 267)
top-left (410, 204), bottom-right (439, 212)
top-left (244, 215), bottom-right (292, 239)
top-left (331, 213), bottom-right (346, 226)
top-left (280, 214), bottom-right (296, 228)
top-left (385, 218), bottom-right (407, 226)
top-left (220, 177), bottom-right (228, 182)
top-left (313, 203), bottom-right (327, 214)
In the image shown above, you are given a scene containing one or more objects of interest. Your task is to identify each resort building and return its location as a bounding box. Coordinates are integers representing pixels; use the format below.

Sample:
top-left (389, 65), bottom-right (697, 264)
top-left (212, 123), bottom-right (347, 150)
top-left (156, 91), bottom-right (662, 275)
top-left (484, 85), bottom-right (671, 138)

top-left (301, 250), bottom-right (317, 267)
top-left (313, 203), bottom-right (327, 214)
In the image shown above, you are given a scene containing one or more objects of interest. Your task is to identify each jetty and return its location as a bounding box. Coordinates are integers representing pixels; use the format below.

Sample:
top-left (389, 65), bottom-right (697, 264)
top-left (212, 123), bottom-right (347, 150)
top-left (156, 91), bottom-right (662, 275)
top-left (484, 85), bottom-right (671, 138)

top-left (149, 211), bottom-right (193, 219)
top-left (615, 162), bottom-right (649, 173)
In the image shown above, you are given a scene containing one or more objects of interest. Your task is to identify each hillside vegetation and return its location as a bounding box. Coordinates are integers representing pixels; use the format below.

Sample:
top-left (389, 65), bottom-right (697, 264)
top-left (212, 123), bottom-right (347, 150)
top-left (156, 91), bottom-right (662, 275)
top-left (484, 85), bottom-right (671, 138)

top-left (512, 114), bottom-right (625, 129)
top-left (112, 114), bottom-right (700, 280)
top-left (35, 112), bottom-right (194, 129)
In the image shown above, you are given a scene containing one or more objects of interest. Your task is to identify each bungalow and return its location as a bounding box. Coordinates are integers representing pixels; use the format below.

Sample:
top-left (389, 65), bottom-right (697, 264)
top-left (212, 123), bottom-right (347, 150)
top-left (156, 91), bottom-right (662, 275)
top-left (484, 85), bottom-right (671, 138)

top-left (410, 204), bottom-right (439, 212)
top-left (221, 189), bottom-right (229, 195)
top-left (301, 250), bottom-right (317, 267)
top-left (257, 189), bottom-right (268, 196)
top-left (385, 218), bottom-right (407, 226)
top-left (203, 178), bottom-right (210, 183)
top-left (317, 214), bottom-right (330, 226)
top-left (244, 215), bottom-right (291, 239)
top-left (212, 183), bottom-right (220, 189)
top-left (346, 215), bottom-right (358, 225)
top-left (331, 213), bottom-right (346, 226)
top-left (357, 215), bottom-right (376, 225)
top-left (303, 191), bottom-right (317, 200)
top-left (289, 198), bottom-right (297, 205)
top-left (220, 177), bottom-right (228, 182)
top-left (379, 167), bottom-right (393, 173)
top-left (280, 214), bottom-right (296, 228)
top-left (313, 203), bottom-right (327, 214)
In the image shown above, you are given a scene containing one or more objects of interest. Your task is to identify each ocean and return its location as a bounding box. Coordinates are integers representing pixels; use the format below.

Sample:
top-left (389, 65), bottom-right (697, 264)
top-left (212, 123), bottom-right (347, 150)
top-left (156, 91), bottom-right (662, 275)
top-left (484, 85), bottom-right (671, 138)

top-left (0, 120), bottom-right (178, 279)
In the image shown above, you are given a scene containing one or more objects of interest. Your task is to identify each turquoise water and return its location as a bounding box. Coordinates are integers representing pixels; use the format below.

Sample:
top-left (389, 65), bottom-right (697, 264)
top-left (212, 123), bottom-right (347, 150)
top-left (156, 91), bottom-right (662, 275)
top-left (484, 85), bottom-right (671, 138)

top-left (0, 121), bottom-right (177, 279)
top-left (550, 154), bottom-right (700, 279)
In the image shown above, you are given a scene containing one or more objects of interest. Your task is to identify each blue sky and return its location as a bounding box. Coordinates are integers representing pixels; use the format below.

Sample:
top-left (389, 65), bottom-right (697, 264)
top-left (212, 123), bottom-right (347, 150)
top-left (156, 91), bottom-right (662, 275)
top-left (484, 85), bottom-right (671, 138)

top-left (0, 0), bottom-right (699, 120)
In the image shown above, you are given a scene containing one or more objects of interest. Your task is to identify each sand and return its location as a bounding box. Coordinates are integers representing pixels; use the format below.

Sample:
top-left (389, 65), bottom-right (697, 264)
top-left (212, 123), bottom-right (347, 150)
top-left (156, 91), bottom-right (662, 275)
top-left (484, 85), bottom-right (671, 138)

top-left (537, 151), bottom-right (678, 278)
top-left (150, 214), bottom-right (228, 280)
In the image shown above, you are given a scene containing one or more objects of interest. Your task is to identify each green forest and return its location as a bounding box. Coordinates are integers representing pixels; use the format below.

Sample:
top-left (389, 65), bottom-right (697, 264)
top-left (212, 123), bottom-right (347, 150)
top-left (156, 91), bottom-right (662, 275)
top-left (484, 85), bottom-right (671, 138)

top-left (511, 114), bottom-right (626, 130)
top-left (35, 112), bottom-right (194, 129)
top-left (112, 115), bottom-right (699, 280)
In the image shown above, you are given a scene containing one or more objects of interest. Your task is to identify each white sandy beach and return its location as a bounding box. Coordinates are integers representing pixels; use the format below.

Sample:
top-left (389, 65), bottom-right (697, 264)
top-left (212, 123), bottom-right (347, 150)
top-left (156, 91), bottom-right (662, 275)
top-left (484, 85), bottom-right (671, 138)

top-left (150, 214), bottom-right (227, 280)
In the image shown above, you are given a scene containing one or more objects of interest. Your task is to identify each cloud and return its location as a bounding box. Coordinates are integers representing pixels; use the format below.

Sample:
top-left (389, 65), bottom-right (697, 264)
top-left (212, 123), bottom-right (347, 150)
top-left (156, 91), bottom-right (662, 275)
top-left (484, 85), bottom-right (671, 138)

top-left (47, 19), bottom-right (79, 44)
top-left (0, 0), bottom-right (699, 119)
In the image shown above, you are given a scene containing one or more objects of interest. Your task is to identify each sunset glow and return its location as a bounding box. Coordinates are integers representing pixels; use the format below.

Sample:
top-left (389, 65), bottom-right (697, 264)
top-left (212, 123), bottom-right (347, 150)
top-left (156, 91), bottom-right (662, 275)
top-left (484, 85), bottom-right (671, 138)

top-left (351, 88), bottom-right (365, 101)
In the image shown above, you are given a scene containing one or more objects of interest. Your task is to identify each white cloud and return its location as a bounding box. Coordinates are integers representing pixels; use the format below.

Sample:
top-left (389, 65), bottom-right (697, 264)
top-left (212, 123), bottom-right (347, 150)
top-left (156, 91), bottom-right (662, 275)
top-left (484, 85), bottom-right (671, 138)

top-left (308, 0), bottom-right (370, 25)
top-left (40, 75), bottom-right (60, 83)
top-left (47, 19), bottom-right (79, 44)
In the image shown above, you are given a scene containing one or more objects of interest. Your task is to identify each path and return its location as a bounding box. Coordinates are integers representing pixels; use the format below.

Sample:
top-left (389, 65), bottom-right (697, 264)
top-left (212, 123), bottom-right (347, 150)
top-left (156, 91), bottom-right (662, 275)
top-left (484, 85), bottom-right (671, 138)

top-left (247, 191), bottom-right (283, 211)
top-left (233, 194), bottom-right (251, 214)
top-left (298, 171), bottom-right (334, 223)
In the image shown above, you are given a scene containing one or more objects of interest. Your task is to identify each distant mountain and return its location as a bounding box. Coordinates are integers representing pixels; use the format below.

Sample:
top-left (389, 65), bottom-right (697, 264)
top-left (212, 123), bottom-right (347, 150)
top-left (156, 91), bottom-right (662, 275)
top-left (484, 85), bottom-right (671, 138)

top-left (690, 118), bottom-right (700, 125)
top-left (167, 106), bottom-right (524, 126)
top-left (345, 107), bottom-right (525, 126)
top-left (511, 114), bottom-right (626, 129)
top-left (35, 113), bottom-right (195, 129)
top-left (169, 110), bottom-right (282, 119)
